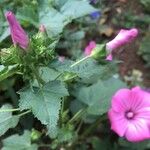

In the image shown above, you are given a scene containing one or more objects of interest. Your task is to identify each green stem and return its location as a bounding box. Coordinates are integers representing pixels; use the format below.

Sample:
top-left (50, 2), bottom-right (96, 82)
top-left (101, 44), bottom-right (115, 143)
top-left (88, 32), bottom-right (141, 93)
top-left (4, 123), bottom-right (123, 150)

top-left (76, 120), bottom-right (83, 133)
top-left (81, 115), bottom-right (106, 138)
top-left (69, 109), bottom-right (86, 124)
top-left (70, 55), bottom-right (91, 68)
top-left (18, 110), bottom-right (31, 117)
top-left (31, 66), bottom-right (45, 85)
top-left (0, 108), bottom-right (20, 112)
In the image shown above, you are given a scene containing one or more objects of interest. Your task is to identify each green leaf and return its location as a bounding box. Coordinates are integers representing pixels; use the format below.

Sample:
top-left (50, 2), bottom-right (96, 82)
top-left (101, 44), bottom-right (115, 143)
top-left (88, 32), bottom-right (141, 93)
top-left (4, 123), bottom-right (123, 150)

top-left (61, 0), bottom-right (97, 21)
top-left (19, 81), bottom-right (69, 138)
top-left (75, 77), bottom-right (126, 115)
top-left (0, 65), bottom-right (19, 82)
top-left (0, 27), bottom-right (10, 42)
top-left (38, 0), bottom-right (96, 37)
top-left (50, 58), bottom-right (106, 79)
top-left (138, 34), bottom-right (150, 67)
top-left (119, 138), bottom-right (149, 150)
top-left (16, 5), bottom-right (39, 27)
top-left (2, 130), bottom-right (38, 150)
top-left (39, 5), bottom-right (65, 37)
top-left (39, 67), bottom-right (60, 82)
top-left (0, 104), bottom-right (19, 136)
top-left (91, 137), bottom-right (111, 150)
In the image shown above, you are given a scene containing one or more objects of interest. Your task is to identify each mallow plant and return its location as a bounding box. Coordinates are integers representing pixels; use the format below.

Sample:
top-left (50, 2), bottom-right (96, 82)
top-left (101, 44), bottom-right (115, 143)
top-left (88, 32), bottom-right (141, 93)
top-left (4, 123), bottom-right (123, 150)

top-left (0, 1), bottom-right (150, 150)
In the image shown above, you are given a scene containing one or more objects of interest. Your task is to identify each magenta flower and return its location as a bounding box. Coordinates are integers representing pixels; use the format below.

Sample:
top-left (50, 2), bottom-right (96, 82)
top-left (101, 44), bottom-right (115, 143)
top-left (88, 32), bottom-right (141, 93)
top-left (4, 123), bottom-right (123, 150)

top-left (106, 28), bottom-right (138, 60)
top-left (84, 41), bottom-right (96, 56)
top-left (5, 11), bottom-right (29, 50)
top-left (108, 86), bottom-right (150, 142)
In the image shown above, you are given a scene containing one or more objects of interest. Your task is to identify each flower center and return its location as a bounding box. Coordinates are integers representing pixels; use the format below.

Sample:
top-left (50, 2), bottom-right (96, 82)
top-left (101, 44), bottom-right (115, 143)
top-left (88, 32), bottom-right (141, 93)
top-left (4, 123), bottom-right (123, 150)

top-left (125, 111), bottom-right (134, 119)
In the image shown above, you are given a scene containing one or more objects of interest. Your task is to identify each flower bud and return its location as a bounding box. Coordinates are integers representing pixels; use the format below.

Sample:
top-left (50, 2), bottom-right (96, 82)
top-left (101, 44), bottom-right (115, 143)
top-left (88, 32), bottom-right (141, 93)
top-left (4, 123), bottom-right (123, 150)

top-left (5, 11), bottom-right (29, 50)
top-left (39, 24), bottom-right (46, 33)
top-left (106, 28), bottom-right (138, 51)
top-left (106, 28), bottom-right (138, 60)
top-left (84, 41), bottom-right (96, 56)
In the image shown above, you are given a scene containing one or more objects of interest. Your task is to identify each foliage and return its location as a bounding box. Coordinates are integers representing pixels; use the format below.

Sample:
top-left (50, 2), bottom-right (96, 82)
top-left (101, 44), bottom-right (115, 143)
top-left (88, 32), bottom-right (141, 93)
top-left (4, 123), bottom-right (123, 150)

top-left (138, 33), bottom-right (150, 67)
top-left (2, 131), bottom-right (38, 150)
top-left (0, 0), bottom-right (149, 149)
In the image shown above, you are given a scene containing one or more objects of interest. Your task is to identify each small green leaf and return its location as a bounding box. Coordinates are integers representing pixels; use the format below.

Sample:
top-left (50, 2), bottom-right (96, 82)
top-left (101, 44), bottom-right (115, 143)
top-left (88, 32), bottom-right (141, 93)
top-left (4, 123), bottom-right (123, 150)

top-left (19, 81), bottom-right (69, 138)
top-left (2, 130), bottom-right (38, 150)
top-left (0, 104), bottom-right (19, 136)
top-left (0, 65), bottom-right (19, 82)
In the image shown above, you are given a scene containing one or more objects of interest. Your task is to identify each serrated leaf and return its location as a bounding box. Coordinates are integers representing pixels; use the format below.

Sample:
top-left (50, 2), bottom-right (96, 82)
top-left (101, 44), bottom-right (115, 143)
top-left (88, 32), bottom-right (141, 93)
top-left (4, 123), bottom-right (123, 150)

top-left (19, 81), bottom-right (69, 138)
top-left (38, 0), bottom-right (96, 37)
top-left (2, 130), bottom-right (38, 150)
top-left (75, 77), bottom-right (126, 115)
top-left (0, 104), bottom-right (19, 136)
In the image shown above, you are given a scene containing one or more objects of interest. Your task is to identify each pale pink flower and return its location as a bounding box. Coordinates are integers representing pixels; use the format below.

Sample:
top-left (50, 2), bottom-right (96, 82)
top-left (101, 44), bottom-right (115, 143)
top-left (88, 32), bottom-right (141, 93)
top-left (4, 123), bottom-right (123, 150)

top-left (58, 56), bottom-right (65, 62)
top-left (39, 25), bottom-right (46, 32)
top-left (106, 28), bottom-right (138, 60)
top-left (108, 86), bottom-right (150, 142)
top-left (5, 11), bottom-right (29, 50)
top-left (84, 41), bottom-right (96, 56)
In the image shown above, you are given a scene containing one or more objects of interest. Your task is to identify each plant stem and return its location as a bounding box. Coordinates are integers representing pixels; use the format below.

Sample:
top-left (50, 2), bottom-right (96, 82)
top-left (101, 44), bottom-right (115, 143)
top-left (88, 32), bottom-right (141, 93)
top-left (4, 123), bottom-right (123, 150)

top-left (0, 108), bottom-right (20, 112)
top-left (69, 109), bottom-right (86, 124)
top-left (31, 66), bottom-right (45, 86)
top-left (70, 55), bottom-right (91, 68)
top-left (81, 115), bottom-right (106, 138)
top-left (18, 110), bottom-right (31, 117)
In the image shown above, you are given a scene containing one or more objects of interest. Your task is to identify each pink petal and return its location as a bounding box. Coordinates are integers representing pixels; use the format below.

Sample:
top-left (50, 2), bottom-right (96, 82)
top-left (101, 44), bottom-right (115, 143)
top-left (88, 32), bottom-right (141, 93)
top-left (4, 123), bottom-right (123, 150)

top-left (130, 87), bottom-right (150, 111)
top-left (106, 54), bottom-right (113, 61)
top-left (84, 41), bottom-right (96, 56)
top-left (111, 89), bottom-right (131, 112)
top-left (5, 11), bottom-right (29, 50)
top-left (108, 109), bottom-right (128, 137)
top-left (84, 47), bottom-right (92, 56)
top-left (89, 41), bottom-right (96, 49)
top-left (125, 118), bottom-right (150, 142)
top-left (136, 107), bottom-right (150, 121)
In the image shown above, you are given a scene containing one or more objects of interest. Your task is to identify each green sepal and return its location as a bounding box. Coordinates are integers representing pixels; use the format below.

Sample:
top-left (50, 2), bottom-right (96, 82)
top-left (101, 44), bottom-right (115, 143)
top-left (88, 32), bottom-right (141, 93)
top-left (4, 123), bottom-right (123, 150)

top-left (91, 44), bottom-right (106, 60)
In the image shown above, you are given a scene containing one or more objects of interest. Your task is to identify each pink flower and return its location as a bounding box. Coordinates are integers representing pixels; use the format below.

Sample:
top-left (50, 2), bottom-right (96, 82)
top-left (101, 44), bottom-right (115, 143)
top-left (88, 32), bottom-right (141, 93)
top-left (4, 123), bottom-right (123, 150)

top-left (5, 11), bottom-right (29, 50)
top-left (39, 25), bottom-right (46, 32)
top-left (106, 28), bottom-right (138, 60)
top-left (84, 41), bottom-right (96, 56)
top-left (108, 86), bottom-right (150, 142)
top-left (58, 56), bottom-right (65, 62)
